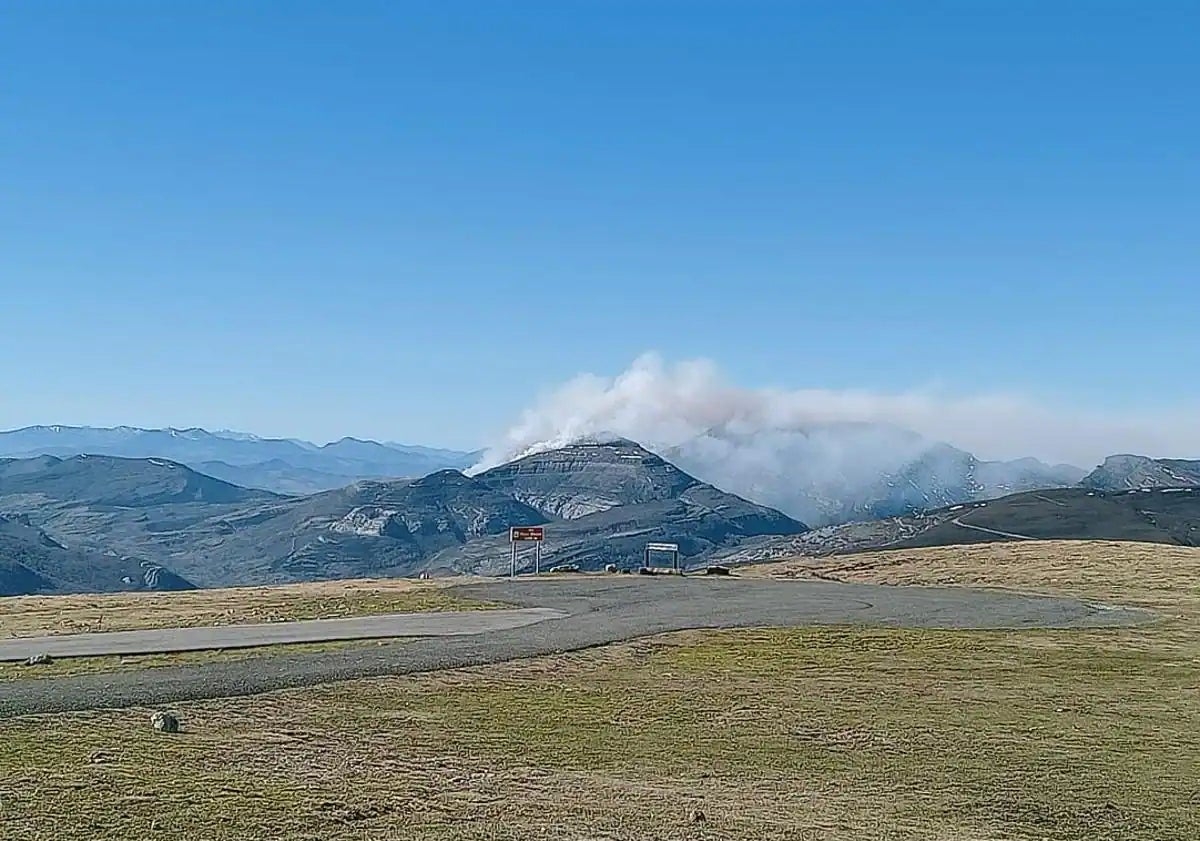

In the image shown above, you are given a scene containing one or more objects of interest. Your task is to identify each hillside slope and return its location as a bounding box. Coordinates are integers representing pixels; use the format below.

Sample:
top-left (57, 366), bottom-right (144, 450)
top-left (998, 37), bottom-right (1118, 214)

top-left (1081, 455), bottom-right (1200, 491)
top-left (899, 487), bottom-right (1200, 549)
top-left (716, 486), bottom-right (1200, 565)
top-left (159, 470), bottom-right (550, 585)
top-left (0, 456), bottom-right (279, 579)
top-left (0, 514), bottom-right (194, 595)
top-left (0, 454), bottom-right (273, 507)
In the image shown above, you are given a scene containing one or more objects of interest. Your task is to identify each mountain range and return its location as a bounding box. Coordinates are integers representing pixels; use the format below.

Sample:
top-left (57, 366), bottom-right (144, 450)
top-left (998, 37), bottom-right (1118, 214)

top-left (0, 425), bottom-right (479, 496)
top-left (0, 423), bottom-right (1090, 526)
top-left (2, 423), bottom-right (1198, 596)
top-left (0, 441), bottom-right (806, 594)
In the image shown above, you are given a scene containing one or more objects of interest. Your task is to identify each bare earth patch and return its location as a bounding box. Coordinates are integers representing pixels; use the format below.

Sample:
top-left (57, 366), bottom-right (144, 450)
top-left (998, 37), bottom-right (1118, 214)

top-left (1, 542), bottom-right (1198, 840)
top-left (0, 577), bottom-right (499, 639)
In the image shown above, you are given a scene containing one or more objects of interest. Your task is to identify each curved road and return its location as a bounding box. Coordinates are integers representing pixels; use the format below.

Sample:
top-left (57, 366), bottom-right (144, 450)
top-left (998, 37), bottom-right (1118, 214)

top-left (0, 576), bottom-right (1151, 718)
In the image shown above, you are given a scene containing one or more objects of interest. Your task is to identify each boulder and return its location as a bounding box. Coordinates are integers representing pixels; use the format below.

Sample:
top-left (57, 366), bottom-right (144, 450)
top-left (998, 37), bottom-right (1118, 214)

top-left (150, 711), bottom-right (181, 733)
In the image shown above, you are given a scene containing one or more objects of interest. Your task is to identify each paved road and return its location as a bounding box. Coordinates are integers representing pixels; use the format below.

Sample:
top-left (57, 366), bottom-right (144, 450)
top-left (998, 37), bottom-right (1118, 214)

top-left (0, 576), bottom-right (1152, 719)
top-left (0, 608), bottom-right (566, 662)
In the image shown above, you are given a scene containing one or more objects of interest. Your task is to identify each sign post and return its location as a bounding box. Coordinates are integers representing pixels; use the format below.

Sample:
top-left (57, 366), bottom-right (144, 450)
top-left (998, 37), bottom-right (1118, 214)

top-left (509, 526), bottom-right (545, 577)
top-left (644, 541), bottom-right (681, 573)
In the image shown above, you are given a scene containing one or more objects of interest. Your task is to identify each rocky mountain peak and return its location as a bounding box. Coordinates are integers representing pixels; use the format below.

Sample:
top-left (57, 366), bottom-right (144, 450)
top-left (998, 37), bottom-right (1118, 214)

top-left (475, 439), bottom-right (699, 519)
top-left (1081, 454), bottom-right (1200, 491)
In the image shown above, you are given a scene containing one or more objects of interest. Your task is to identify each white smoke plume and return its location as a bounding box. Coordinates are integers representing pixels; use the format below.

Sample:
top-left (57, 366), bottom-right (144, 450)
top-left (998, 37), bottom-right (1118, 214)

top-left (471, 353), bottom-right (1200, 524)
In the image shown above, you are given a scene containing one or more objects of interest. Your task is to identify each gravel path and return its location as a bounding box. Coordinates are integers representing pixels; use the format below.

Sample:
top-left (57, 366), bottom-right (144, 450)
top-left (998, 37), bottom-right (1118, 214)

top-left (0, 576), bottom-right (1150, 718)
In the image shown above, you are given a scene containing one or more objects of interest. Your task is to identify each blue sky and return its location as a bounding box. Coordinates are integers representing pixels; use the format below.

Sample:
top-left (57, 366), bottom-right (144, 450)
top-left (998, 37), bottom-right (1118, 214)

top-left (2, 1), bottom-right (1196, 449)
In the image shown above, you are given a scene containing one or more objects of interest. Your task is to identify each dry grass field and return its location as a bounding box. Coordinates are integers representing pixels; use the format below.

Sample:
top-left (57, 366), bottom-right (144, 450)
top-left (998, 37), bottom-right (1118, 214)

top-left (745, 539), bottom-right (1200, 615)
top-left (0, 639), bottom-right (390, 682)
top-left (0, 577), bottom-right (498, 639)
top-left (2, 540), bottom-right (1198, 840)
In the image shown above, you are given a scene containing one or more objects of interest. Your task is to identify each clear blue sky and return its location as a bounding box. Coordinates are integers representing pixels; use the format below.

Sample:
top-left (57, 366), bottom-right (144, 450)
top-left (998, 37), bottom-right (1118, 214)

top-left (2, 1), bottom-right (1196, 448)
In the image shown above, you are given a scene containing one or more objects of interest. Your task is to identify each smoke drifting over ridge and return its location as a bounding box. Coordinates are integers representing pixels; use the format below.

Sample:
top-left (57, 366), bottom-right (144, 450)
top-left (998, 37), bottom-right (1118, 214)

top-left (471, 354), bottom-right (1200, 525)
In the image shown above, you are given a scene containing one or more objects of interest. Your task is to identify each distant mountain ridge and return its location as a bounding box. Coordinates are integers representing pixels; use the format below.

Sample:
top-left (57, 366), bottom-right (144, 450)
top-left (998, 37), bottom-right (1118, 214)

top-left (0, 453), bottom-right (271, 508)
top-left (8, 423), bottom-right (1196, 529)
top-left (1080, 454), bottom-right (1200, 491)
top-left (0, 425), bottom-right (480, 496)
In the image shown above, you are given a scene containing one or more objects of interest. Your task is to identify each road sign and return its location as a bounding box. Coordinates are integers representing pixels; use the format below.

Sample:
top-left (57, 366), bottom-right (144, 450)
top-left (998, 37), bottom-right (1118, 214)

top-left (644, 541), bottom-right (681, 573)
top-left (510, 526), bottom-right (545, 577)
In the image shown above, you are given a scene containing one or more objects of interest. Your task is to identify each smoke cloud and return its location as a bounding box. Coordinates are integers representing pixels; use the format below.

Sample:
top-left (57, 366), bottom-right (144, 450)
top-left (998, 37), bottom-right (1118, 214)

top-left (470, 353), bottom-right (1200, 523)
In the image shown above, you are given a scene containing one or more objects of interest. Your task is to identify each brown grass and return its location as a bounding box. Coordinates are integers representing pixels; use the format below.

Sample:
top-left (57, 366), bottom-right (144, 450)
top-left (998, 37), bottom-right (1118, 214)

top-left (0, 577), bottom-right (498, 639)
top-left (0, 639), bottom-right (399, 682)
top-left (2, 541), bottom-right (1198, 840)
top-left (743, 539), bottom-right (1200, 614)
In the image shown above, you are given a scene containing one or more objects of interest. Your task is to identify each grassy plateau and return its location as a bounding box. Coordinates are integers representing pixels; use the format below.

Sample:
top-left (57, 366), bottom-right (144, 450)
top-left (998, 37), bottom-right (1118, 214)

top-left (2, 540), bottom-right (1198, 840)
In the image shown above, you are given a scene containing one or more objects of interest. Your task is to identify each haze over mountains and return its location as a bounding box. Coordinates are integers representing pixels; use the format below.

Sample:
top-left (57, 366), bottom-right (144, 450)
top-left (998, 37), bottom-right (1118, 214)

top-left (0, 425), bottom-right (478, 495)
top-left (662, 426), bottom-right (1086, 526)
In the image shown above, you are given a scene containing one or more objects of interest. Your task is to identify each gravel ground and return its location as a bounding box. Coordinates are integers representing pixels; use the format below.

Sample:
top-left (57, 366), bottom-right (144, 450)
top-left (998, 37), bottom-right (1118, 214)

top-left (0, 575), bottom-right (1151, 718)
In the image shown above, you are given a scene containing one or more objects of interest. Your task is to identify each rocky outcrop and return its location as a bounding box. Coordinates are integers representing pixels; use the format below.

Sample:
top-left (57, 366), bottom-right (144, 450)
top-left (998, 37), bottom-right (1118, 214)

top-left (476, 439), bottom-right (716, 519)
top-left (1081, 455), bottom-right (1200, 491)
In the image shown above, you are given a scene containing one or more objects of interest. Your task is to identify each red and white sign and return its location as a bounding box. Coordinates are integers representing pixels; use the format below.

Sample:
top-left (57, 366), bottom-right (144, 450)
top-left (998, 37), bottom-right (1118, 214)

top-left (510, 526), bottom-right (545, 542)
